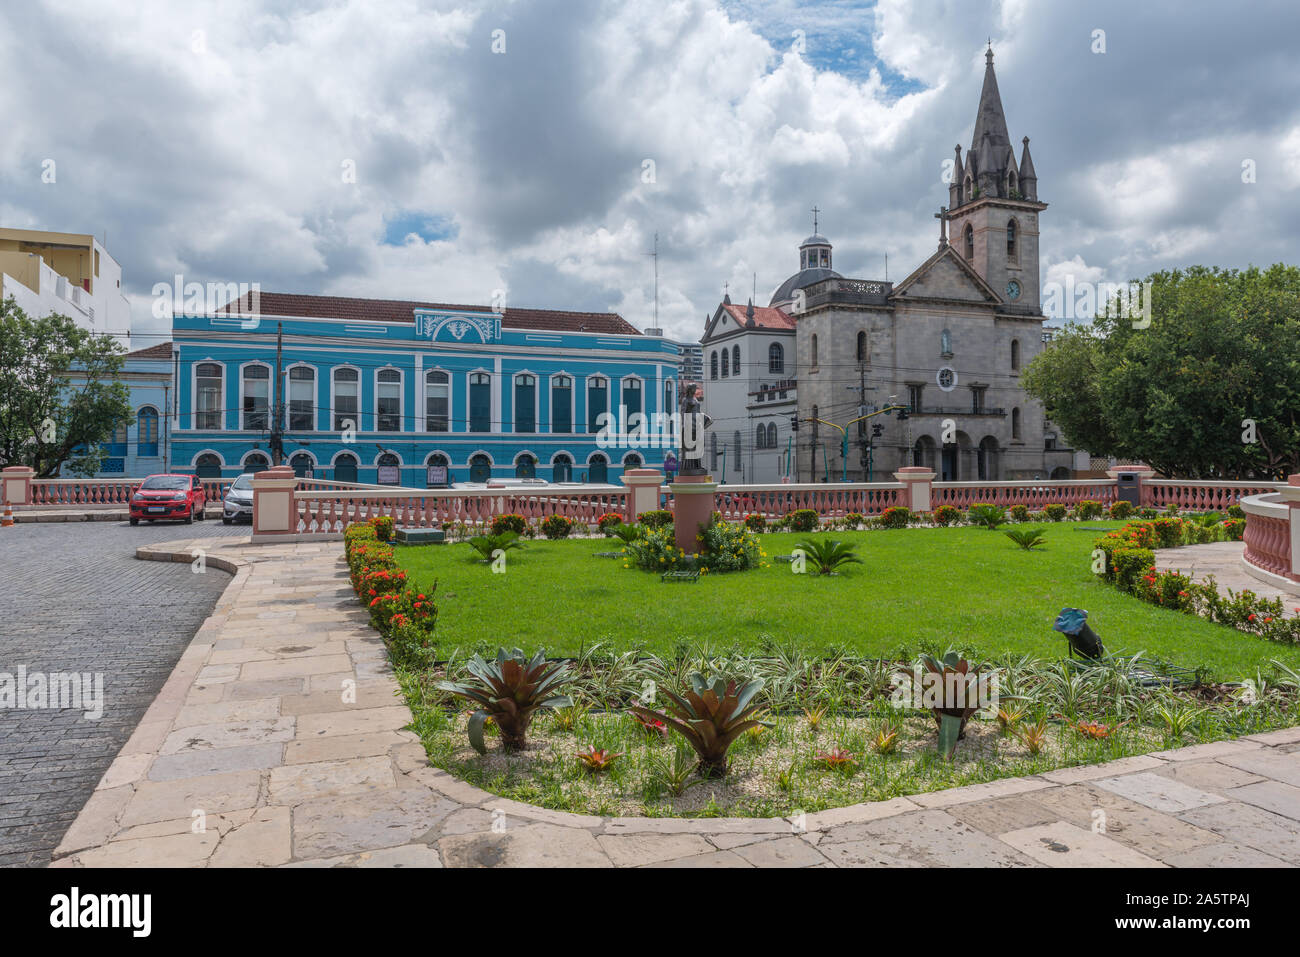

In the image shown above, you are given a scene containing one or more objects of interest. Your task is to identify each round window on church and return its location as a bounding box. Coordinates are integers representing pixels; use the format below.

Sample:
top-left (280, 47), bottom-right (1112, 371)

top-left (936, 367), bottom-right (957, 392)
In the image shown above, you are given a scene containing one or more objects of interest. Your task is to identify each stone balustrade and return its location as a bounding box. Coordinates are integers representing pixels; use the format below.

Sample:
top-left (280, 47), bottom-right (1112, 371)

top-left (1241, 480), bottom-right (1300, 594)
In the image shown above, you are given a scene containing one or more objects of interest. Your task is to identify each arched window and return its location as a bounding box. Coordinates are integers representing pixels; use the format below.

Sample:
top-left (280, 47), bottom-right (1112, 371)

top-left (732, 345), bottom-right (740, 375)
top-left (469, 453), bottom-right (492, 483)
top-left (137, 407), bottom-right (159, 456)
top-left (1010, 339), bottom-right (1021, 371)
top-left (964, 175), bottom-right (973, 203)
top-left (469, 372), bottom-right (491, 432)
top-left (588, 453), bottom-right (608, 484)
top-left (288, 365), bottom-right (315, 431)
top-left (732, 430), bottom-right (741, 466)
top-left (1006, 218), bottom-right (1017, 261)
top-left (766, 422), bottom-right (777, 448)
top-left (515, 452), bottom-right (536, 479)
top-left (195, 453), bottom-right (222, 478)
top-left (513, 373), bottom-right (536, 433)
top-left (1012, 407), bottom-right (1022, 440)
top-left (624, 453), bottom-right (642, 470)
top-left (244, 452), bottom-right (269, 474)
top-left (586, 375), bottom-right (607, 433)
top-left (552, 453), bottom-right (573, 484)
top-left (856, 330), bottom-right (868, 363)
top-left (551, 374), bottom-right (573, 434)
top-left (1008, 169), bottom-right (1018, 195)
top-left (195, 363), bottom-right (223, 430)
top-left (710, 351), bottom-right (718, 380)
top-left (241, 364), bottom-right (269, 431)
top-left (333, 367), bottom-right (358, 431)
top-left (289, 452), bottom-right (314, 478)
top-left (941, 328), bottom-right (953, 357)
top-left (664, 379), bottom-right (674, 417)
top-left (768, 342), bottom-right (784, 374)
top-left (721, 349), bottom-right (729, 377)
top-left (377, 452), bottom-right (401, 484)
top-left (376, 369), bottom-right (402, 432)
top-left (710, 432), bottom-right (718, 470)
top-left (811, 334), bottom-right (819, 369)
top-left (621, 377), bottom-right (642, 416)
top-left (755, 424), bottom-right (767, 449)
top-left (425, 370), bottom-right (449, 432)
top-left (964, 224), bottom-right (974, 260)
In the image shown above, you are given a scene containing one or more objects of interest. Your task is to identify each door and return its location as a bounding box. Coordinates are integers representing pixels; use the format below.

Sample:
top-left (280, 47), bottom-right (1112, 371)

top-left (552, 455), bottom-right (572, 483)
top-left (941, 447), bottom-right (957, 482)
top-left (469, 454), bottom-right (491, 483)
top-left (516, 455), bottom-right (536, 479)
top-left (334, 454), bottom-right (358, 483)
top-left (588, 454), bottom-right (608, 484)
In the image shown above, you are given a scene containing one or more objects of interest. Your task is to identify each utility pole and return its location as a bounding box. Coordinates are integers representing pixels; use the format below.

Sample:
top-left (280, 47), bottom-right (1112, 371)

top-left (646, 233), bottom-right (659, 332)
top-left (270, 321), bottom-right (285, 466)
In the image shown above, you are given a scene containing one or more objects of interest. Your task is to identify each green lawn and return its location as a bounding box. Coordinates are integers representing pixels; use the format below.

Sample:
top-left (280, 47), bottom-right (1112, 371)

top-left (393, 522), bottom-right (1300, 679)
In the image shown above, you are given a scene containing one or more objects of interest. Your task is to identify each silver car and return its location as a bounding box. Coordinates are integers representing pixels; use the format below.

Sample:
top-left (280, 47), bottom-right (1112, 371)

top-left (222, 473), bottom-right (255, 524)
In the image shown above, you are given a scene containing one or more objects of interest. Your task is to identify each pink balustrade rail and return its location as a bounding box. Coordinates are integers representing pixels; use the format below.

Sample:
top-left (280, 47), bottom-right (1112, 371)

top-left (292, 487), bottom-right (629, 534)
top-left (1142, 480), bottom-right (1284, 511)
top-left (931, 480), bottom-right (1119, 509)
top-left (1241, 494), bottom-right (1292, 579)
top-left (31, 478), bottom-right (232, 506)
top-left (695, 483), bottom-right (905, 521)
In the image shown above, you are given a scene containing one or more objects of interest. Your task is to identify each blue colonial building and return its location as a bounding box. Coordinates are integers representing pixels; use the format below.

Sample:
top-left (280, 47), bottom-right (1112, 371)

top-left (64, 340), bottom-right (175, 478)
top-left (168, 292), bottom-right (679, 486)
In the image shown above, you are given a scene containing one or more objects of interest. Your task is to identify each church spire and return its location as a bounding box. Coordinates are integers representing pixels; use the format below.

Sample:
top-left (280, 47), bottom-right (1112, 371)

top-left (971, 44), bottom-right (1011, 164)
top-left (1018, 136), bottom-right (1038, 200)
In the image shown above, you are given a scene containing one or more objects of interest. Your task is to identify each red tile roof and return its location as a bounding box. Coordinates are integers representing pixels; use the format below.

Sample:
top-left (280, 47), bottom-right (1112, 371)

top-left (721, 303), bottom-right (795, 330)
top-left (125, 341), bottom-right (173, 359)
top-left (218, 292), bottom-right (640, 336)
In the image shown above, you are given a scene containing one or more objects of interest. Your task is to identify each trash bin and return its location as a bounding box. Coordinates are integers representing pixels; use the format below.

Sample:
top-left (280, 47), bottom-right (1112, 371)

top-left (1114, 470), bottom-right (1142, 506)
top-left (1053, 607), bottom-right (1104, 659)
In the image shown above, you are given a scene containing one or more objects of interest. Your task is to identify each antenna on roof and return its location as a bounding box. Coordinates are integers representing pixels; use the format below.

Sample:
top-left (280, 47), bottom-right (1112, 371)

top-left (645, 232), bottom-right (659, 332)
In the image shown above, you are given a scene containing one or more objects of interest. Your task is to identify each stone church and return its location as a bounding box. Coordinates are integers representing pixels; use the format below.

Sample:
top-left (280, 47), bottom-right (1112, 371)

top-left (700, 46), bottom-right (1075, 484)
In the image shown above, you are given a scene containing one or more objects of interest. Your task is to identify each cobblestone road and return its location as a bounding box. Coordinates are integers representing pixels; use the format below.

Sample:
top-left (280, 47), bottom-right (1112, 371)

top-left (0, 518), bottom-right (246, 867)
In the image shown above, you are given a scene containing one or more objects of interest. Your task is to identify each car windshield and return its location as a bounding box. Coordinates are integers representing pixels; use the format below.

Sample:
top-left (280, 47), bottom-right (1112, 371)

top-left (230, 475), bottom-right (254, 491)
top-left (140, 476), bottom-right (189, 490)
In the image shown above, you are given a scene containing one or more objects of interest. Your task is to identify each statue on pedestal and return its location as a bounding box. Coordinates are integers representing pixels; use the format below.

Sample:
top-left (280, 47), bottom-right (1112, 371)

top-left (678, 384), bottom-right (712, 476)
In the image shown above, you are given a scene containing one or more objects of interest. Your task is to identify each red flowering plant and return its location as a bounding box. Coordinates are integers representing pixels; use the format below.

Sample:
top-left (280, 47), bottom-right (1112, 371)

top-left (597, 512), bottom-right (625, 535)
top-left (1134, 567), bottom-right (1195, 611)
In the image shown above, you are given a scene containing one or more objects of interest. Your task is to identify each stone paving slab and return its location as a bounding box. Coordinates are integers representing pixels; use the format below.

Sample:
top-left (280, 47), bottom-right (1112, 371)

top-left (46, 537), bottom-right (1300, 868)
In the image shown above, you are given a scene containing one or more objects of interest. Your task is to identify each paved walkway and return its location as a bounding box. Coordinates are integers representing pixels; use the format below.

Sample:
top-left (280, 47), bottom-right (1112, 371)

top-left (49, 537), bottom-right (1300, 868)
top-left (1156, 541), bottom-right (1299, 614)
top-left (0, 519), bottom-right (244, 866)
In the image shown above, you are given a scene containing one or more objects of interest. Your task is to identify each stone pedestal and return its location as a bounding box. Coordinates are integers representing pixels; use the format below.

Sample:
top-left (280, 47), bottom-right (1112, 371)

top-left (620, 468), bottom-right (665, 524)
top-left (252, 466), bottom-right (298, 539)
top-left (670, 473), bottom-right (717, 555)
top-left (2, 466), bottom-right (35, 506)
top-left (893, 467), bottom-right (935, 512)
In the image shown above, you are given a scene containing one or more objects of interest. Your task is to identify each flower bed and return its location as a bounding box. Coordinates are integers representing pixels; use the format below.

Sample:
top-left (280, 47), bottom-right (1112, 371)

top-left (1096, 517), bottom-right (1300, 645)
top-left (345, 518), bottom-right (437, 666)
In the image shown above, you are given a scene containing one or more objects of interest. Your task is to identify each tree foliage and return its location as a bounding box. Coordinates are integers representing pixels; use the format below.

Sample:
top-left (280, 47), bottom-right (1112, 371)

top-left (0, 297), bottom-right (133, 477)
top-left (1022, 265), bottom-right (1300, 478)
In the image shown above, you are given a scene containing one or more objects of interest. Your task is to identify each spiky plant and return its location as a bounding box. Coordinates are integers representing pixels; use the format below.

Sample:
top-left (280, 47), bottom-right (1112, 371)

top-left (815, 747), bottom-right (857, 771)
top-left (629, 674), bottom-right (767, 778)
top-left (647, 744), bottom-right (697, 797)
top-left (902, 651), bottom-right (990, 759)
top-left (437, 648), bottom-right (574, 753)
top-left (803, 704), bottom-right (827, 732)
top-left (1017, 716), bottom-right (1050, 755)
top-left (996, 704), bottom-right (1026, 734)
top-left (872, 725), bottom-right (900, 755)
top-left (967, 503), bottom-right (1007, 530)
top-left (1004, 527), bottom-right (1047, 550)
top-left (1074, 719), bottom-right (1123, 740)
top-left (792, 537), bottom-right (863, 575)
top-left (612, 523), bottom-right (644, 544)
top-left (466, 530), bottom-right (525, 560)
top-left (551, 702), bottom-right (589, 733)
top-left (574, 745), bottom-right (623, 772)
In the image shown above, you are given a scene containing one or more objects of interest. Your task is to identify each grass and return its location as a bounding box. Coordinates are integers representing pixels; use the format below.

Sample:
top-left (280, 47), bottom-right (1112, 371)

top-left (393, 521), bottom-right (1300, 679)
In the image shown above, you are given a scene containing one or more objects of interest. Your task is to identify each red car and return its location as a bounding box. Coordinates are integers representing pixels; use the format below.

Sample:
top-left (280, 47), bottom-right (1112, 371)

top-left (129, 473), bottom-right (208, 525)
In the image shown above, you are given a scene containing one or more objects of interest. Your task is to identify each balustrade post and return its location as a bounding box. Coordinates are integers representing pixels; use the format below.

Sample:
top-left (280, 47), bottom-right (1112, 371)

top-left (251, 466), bottom-right (297, 541)
top-left (621, 468), bottom-right (665, 524)
top-left (1281, 474), bottom-right (1300, 582)
top-left (893, 467), bottom-right (935, 513)
top-left (2, 466), bottom-right (35, 507)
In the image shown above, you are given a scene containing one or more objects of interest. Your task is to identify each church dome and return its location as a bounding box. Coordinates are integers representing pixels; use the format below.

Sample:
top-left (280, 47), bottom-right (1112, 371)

top-left (770, 226), bottom-right (840, 306)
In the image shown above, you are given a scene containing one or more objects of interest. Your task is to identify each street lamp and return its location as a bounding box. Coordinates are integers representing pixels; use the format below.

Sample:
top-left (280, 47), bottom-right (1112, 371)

top-left (802, 404), bottom-right (908, 482)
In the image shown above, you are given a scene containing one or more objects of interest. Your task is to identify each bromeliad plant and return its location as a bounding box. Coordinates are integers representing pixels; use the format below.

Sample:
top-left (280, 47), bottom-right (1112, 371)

top-left (438, 648), bottom-right (574, 754)
top-left (901, 651), bottom-right (991, 759)
top-left (630, 675), bottom-right (768, 778)
top-left (574, 745), bottom-right (623, 772)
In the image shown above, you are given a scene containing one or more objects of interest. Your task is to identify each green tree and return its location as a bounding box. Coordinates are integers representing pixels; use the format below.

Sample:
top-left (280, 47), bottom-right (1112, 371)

top-left (0, 297), bottom-right (133, 477)
top-left (1023, 265), bottom-right (1300, 479)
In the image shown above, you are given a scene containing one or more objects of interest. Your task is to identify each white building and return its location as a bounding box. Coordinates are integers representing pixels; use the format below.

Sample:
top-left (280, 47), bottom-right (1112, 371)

top-left (0, 227), bottom-right (132, 349)
top-left (700, 295), bottom-right (798, 483)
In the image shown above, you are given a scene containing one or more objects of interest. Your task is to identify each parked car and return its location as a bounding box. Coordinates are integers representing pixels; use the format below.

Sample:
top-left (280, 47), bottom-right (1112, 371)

top-left (129, 474), bottom-right (207, 525)
top-left (222, 473), bottom-right (255, 524)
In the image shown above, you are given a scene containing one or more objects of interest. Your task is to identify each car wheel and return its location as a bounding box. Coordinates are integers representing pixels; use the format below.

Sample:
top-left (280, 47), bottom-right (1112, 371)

top-left (129, 517), bottom-right (139, 526)
top-left (222, 517), bottom-right (232, 525)
top-left (184, 505), bottom-right (194, 525)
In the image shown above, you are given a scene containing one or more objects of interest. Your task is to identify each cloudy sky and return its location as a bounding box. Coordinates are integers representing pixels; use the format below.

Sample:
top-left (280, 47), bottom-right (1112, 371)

top-left (3, 0), bottom-right (1299, 346)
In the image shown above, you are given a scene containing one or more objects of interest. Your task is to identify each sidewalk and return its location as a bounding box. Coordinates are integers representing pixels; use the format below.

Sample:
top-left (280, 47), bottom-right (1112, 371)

top-left (1156, 541), bottom-right (1300, 614)
top-left (50, 537), bottom-right (1300, 868)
